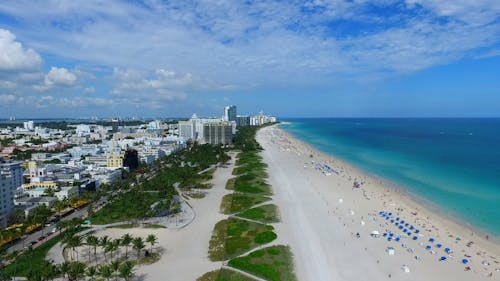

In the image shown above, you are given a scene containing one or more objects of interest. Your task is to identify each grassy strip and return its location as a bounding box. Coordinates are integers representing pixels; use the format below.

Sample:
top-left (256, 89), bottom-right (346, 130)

top-left (236, 204), bottom-right (280, 223)
top-left (208, 218), bottom-right (277, 261)
top-left (2, 234), bottom-right (64, 277)
top-left (228, 245), bottom-right (296, 281)
top-left (233, 176), bottom-right (272, 195)
top-left (226, 218), bottom-right (276, 260)
top-left (208, 220), bottom-right (228, 261)
top-left (197, 268), bottom-right (257, 281)
top-left (225, 178), bottom-right (236, 190)
top-left (220, 194), bottom-right (271, 215)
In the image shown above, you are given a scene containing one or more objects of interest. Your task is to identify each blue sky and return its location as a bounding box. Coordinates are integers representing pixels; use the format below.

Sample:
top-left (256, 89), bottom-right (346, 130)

top-left (0, 0), bottom-right (499, 118)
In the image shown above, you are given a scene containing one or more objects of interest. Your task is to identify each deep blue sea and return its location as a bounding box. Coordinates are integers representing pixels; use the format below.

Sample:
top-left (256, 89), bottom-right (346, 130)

top-left (280, 118), bottom-right (500, 237)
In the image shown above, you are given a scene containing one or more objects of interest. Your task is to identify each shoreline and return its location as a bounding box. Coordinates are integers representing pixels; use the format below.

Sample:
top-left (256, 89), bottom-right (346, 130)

top-left (258, 125), bottom-right (499, 280)
top-left (279, 123), bottom-right (500, 246)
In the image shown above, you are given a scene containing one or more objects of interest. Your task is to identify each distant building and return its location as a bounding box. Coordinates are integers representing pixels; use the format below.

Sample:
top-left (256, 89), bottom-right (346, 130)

top-left (236, 116), bottom-right (251, 127)
top-left (0, 174), bottom-right (14, 228)
top-left (203, 122), bottom-right (233, 145)
top-left (107, 154), bottom-right (124, 169)
top-left (224, 105), bottom-right (237, 122)
top-left (23, 120), bottom-right (35, 131)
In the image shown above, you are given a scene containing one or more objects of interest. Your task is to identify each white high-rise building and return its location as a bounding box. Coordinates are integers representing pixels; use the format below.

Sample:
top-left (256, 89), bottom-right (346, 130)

top-left (23, 120), bottom-right (35, 131)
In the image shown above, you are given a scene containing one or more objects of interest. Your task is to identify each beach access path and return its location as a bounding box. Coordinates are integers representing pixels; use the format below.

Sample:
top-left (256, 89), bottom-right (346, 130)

top-left (257, 125), bottom-right (499, 281)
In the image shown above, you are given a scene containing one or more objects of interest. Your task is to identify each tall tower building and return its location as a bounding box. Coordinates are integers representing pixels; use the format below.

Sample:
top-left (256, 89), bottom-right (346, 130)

top-left (224, 105), bottom-right (237, 122)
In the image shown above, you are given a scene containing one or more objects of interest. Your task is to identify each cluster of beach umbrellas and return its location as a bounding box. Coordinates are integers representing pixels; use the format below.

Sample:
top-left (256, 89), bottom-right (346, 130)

top-left (378, 211), bottom-right (469, 264)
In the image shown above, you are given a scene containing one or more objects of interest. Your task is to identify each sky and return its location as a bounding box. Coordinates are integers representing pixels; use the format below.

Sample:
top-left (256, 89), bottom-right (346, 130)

top-left (0, 0), bottom-right (499, 118)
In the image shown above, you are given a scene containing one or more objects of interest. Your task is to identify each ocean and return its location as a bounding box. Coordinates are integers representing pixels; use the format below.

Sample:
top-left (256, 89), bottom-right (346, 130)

top-left (280, 118), bottom-right (500, 237)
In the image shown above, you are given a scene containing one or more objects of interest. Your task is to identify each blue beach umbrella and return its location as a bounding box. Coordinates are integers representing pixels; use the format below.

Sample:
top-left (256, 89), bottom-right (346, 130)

top-left (403, 229), bottom-right (407, 233)
top-left (410, 226), bottom-right (414, 230)
top-left (391, 219), bottom-right (395, 223)
top-left (383, 233), bottom-right (388, 237)
top-left (386, 217), bottom-right (390, 220)
top-left (436, 243), bottom-right (442, 248)
top-left (388, 237), bottom-right (393, 241)
top-left (429, 238), bottom-right (435, 243)
top-left (396, 217), bottom-right (400, 221)
top-left (413, 236), bottom-right (418, 240)
top-left (395, 237), bottom-right (401, 242)
top-left (405, 223), bottom-right (409, 227)
top-left (407, 232), bottom-right (412, 236)
top-left (462, 259), bottom-right (469, 264)
top-left (445, 248), bottom-right (452, 254)
top-left (426, 245), bottom-right (432, 250)
top-left (401, 220), bottom-right (405, 224)
top-left (399, 225), bottom-right (403, 230)
top-left (389, 212), bottom-right (392, 216)
top-left (440, 256), bottom-right (447, 261)
top-left (415, 229), bottom-right (420, 233)
top-left (389, 233), bottom-right (394, 237)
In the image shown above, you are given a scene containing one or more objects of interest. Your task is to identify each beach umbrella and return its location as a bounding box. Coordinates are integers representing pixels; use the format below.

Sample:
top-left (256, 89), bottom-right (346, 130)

top-left (445, 248), bottom-right (452, 254)
top-left (405, 223), bottom-right (409, 227)
top-left (391, 219), bottom-right (395, 223)
top-left (440, 256), bottom-right (447, 261)
top-left (396, 217), bottom-right (400, 221)
top-left (383, 233), bottom-right (388, 237)
top-left (415, 229), bottom-right (420, 233)
top-left (388, 237), bottom-right (393, 241)
top-left (389, 212), bottom-right (393, 216)
top-left (399, 225), bottom-right (403, 230)
top-left (436, 243), bottom-right (442, 248)
top-left (379, 211), bottom-right (384, 214)
top-left (413, 236), bottom-right (418, 240)
top-left (395, 237), bottom-right (401, 242)
top-left (410, 226), bottom-right (414, 230)
top-left (407, 232), bottom-right (412, 236)
top-left (403, 229), bottom-right (407, 233)
top-left (462, 259), bottom-right (469, 264)
top-left (389, 233), bottom-right (394, 237)
top-left (429, 238), bottom-right (435, 243)
top-left (401, 220), bottom-right (405, 224)
top-left (386, 217), bottom-right (390, 220)
top-left (426, 245), bottom-right (432, 250)
top-left (395, 222), bottom-right (399, 226)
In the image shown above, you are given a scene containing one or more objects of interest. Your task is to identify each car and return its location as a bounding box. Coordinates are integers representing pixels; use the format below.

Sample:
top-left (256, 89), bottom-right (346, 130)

top-left (37, 236), bottom-right (45, 241)
top-left (30, 241), bottom-right (37, 246)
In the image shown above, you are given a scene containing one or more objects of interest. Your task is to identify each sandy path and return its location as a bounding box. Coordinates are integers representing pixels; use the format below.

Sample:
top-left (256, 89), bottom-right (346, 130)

top-left (257, 126), bottom-right (499, 281)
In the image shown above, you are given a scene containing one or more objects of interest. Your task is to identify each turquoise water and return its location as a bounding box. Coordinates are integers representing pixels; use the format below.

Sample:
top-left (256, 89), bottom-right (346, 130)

top-left (281, 118), bottom-right (500, 237)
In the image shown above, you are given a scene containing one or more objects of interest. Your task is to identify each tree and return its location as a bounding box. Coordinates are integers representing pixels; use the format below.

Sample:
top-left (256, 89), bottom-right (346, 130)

top-left (53, 200), bottom-right (66, 218)
top-left (118, 261), bottom-right (135, 281)
top-left (132, 237), bottom-right (145, 259)
top-left (86, 266), bottom-right (97, 281)
top-left (59, 261), bottom-right (70, 280)
top-left (146, 233), bottom-right (158, 253)
top-left (99, 235), bottom-right (110, 262)
top-left (109, 260), bottom-right (121, 281)
top-left (86, 235), bottom-right (99, 263)
top-left (99, 265), bottom-right (113, 281)
top-left (65, 234), bottom-right (83, 261)
top-left (121, 233), bottom-right (133, 259)
top-left (67, 262), bottom-right (86, 281)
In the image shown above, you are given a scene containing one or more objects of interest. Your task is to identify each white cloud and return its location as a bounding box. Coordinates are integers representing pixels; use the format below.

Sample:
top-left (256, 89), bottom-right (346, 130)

top-left (45, 67), bottom-right (78, 86)
top-left (0, 28), bottom-right (41, 71)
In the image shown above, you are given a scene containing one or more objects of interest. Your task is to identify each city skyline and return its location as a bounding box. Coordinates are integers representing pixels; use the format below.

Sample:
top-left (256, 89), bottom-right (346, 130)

top-left (1, 1), bottom-right (500, 118)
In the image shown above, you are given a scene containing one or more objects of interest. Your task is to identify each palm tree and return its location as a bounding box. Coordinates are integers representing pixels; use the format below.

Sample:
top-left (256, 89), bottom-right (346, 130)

top-left (146, 234), bottom-right (158, 254)
top-left (121, 233), bottom-right (133, 258)
top-left (67, 261), bottom-right (86, 281)
top-left (59, 261), bottom-right (70, 280)
top-left (111, 238), bottom-right (121, 260)
top-left (99, 235), bottom-right (110, 262)
top-left (132, 237), bottom-right (145, 259)
top-left (118, 261), bottom-right (135, 281)
top-left (109, 260), bottom-right (121, 281)
top-left (65, 235), bottom-right (83, 261)
top-left (86, 266), bottom-right (97, 281)
top-left (99, 265), bottom-right (113, 281)
top-left (104, 241), bottom-right (115, 262)
top-left (86, 235), bottom-right (99, 263)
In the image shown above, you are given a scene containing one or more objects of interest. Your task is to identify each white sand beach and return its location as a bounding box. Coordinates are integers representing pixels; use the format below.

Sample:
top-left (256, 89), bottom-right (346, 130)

top-left (257, 125), bottom-right (499, 281)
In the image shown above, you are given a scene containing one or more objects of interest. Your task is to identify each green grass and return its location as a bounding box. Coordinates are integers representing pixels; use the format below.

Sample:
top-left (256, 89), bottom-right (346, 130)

top-left (110, 223), bottom-right (140, 229)
top-left (236, 204), bottom-right (280, 223)
top-left (228, 245), bottom-right (296, 281)
top-left (208, 220), bottom-right (228, 261)
top-left (197, 268), bottom-right (257, 281)
top-left (209, 218), bottom-right (277, 261)
top-left (225, 178), bottom-right (236, 190)
top-left (90, 191), bottom-right (160, 224)
top-left (220, 194), bottom-right (271, 215)
top-left (227, 218), bottom-right (277, 260)
top-left (233, 177), bottom-right (272, 195)
top-left (143, 224), bottom-right (167, 229)
top-left (2, 234), bottom-right (64, 277)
